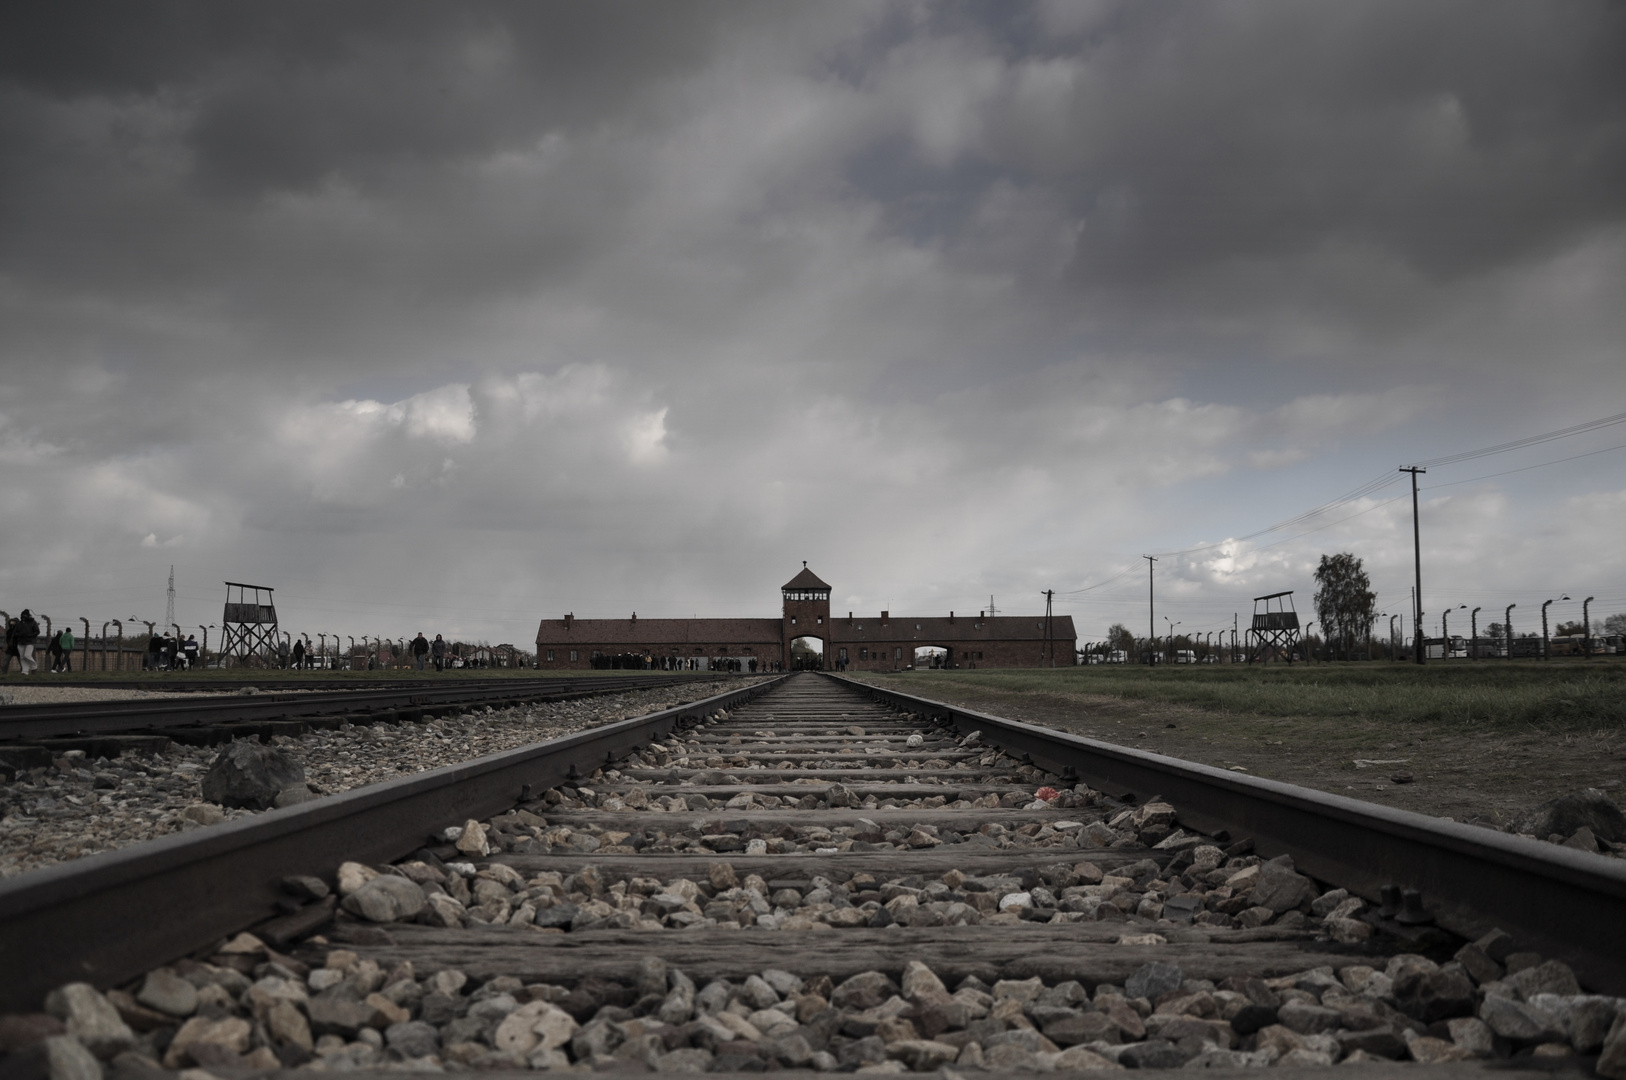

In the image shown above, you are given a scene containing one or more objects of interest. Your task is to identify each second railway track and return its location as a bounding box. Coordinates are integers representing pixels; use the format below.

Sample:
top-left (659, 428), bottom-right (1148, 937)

top-left (0, 673), bottom-right (720, 751)
top-left (2, 673), bottom-right (1624, 1076)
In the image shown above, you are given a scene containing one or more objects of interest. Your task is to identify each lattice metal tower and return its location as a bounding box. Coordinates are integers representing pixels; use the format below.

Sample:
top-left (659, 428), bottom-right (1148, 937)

top-left (165, 566), bottom-right (176, 632)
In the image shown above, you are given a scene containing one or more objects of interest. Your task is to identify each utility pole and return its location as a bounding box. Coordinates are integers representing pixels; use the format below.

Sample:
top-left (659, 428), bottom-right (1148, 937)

top-left (1400, 466), bottom-right (1425, 665)
top-left (1584, 596), bottom-right (1595, 660)
top-left (1143, 556), bottom-right (1157, 665)
top-left (1042, 590), bottom-right (1054, 667)
top-left (1505, 604), bottom-right (1515, 661)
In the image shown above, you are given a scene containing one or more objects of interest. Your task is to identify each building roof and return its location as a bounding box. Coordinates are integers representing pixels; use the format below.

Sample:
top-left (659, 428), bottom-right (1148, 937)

top-left (536, 617), bottom-right (781, 647)
top-left (782, 563), bottom-right (831, 591)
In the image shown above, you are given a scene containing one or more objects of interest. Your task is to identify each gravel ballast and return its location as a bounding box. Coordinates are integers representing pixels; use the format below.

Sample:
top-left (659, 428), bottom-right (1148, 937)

top-left (0, 681), bottom-right (741, 878)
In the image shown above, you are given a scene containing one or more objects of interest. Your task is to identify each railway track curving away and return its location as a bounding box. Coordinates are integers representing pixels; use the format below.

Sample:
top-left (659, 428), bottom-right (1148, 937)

top-left (2, 673), bottom-right (1624, 1076)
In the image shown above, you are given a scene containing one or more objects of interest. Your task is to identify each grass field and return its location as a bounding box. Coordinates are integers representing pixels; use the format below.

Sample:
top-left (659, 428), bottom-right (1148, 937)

top-left (874, 661), bottom-right (1626, 733)
top-left (855, 662), bottom-right (1626, 825)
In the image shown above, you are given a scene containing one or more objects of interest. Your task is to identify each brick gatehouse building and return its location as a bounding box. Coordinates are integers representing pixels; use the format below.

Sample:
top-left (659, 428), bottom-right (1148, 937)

top-left (534, 565), bottom-right (1076, 671)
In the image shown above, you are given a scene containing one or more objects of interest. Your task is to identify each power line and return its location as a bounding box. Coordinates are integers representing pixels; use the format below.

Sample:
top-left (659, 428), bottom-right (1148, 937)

top-left (1144, 406), bottom-right (1626, 561)
top-left (1412, 411), bottom-right (1626, 469)
top-left (1422, 440), bottom-right (1626, 490)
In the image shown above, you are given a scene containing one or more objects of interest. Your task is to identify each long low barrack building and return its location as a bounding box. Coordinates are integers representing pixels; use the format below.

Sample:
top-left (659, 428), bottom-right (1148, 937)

top-left (534, 565), bottom-right (1075, 671)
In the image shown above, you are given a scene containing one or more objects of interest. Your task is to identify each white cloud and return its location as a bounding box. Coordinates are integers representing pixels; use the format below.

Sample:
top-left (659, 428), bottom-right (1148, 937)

top-left (622, 408), bottom-right (669, 465)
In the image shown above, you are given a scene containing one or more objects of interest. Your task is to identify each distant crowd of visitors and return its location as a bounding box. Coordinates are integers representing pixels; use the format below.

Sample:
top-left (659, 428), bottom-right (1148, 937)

top-left (1, 610), bottom-right (510, 675)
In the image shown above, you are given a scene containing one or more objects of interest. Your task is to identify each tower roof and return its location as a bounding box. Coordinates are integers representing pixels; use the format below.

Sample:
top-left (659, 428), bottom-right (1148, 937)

top-left (782, 563), bottom-right (831, 591)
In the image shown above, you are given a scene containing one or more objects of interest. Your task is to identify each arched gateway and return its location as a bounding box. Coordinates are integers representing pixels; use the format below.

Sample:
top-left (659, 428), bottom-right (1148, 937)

top-left (534, 563), bottom-right (1075, 671)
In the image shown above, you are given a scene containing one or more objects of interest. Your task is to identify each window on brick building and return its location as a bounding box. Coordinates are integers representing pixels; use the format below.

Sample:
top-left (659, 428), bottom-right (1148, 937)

top-left (859, 648), bottom-right (868, 659)
top-left (546, 650), bottom-right (554, 661)
top-left (569, 650), bottom-right (578, 661)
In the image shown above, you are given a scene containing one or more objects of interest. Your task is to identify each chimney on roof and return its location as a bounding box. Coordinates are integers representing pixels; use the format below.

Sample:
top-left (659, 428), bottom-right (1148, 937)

top-left (632, 612), bottom-right (637, 622)
top-left (564, 613), bottom-right (574, 629)
top-left (949, 611), bottom-right (955, 623)
top-left (881, 611), bottom-right (889, 625)
top-left (980, 611), bottom-right (985, 618)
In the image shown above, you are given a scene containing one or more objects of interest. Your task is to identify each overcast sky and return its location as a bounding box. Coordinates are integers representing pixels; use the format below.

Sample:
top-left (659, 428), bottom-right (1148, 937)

top-left (3, 1), bottom-right (1625, 651)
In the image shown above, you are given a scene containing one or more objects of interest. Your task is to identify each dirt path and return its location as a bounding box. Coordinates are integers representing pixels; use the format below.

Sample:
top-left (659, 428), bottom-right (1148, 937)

top-left (856, 675), bottom-right (1626, 830)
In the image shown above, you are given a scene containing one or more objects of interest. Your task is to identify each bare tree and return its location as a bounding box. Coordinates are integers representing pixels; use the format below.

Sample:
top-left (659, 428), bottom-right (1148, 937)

top-left (1313, 553), bottom-right (1377, 661)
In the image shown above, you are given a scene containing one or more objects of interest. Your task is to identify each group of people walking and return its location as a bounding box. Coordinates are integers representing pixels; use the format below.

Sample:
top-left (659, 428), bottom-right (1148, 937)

top-left (145, 631), bottom-right (200, 670)
top-left (3, 610), bottom-right (208, 673)
top-left (268, 632), bottom-right (467, 671)
top-left (275, 636), bottom-right (326, 670)
top-left (409, 632), bottom-right (450, 671)
top-left (3, 611), bottom-right (82, 673)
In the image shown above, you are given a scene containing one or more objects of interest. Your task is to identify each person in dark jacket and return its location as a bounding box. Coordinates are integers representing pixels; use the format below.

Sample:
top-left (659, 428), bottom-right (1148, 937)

top-left (13, 611), bottom-right (40, 674)
top-left (431, 634), bottom-right (448, 672)
top-left (411, 632), bottom-right (430, 671)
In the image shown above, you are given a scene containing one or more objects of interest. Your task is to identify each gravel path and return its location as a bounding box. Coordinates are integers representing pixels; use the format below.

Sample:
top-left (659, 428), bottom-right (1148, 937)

top-left (0, 681), bottom-right (740, 879)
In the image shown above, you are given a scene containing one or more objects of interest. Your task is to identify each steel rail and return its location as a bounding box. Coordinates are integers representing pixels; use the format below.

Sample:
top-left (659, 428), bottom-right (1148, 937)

top-left (0, 674), bottom-right (721, 741)
top-left (0, 675), bottom-right (788, 1012)
top-left (835, 674), bottom-right (1626, 995)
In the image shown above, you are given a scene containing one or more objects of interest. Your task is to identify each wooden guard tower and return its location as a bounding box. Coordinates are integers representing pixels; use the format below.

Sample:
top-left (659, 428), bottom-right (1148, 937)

top-left (1248, 590), bottom-right (1301, 663)
top-left (221, 582), bottom-right (279, 666)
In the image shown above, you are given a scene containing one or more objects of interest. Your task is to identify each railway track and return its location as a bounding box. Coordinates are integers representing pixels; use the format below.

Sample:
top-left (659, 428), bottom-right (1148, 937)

top-left (2, 673), bottom-right (1623, 1076)
top-left (12, 677), bottom-right (483, 693)
top-left (0, 673), bottom-right (719, 753)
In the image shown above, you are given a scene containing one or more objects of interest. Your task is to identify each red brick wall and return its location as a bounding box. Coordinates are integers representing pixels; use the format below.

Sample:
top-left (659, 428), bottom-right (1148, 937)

top-left (537, 642), bottom-right (785, 670)
top-left (830, 638), bottom-right (1070, 671)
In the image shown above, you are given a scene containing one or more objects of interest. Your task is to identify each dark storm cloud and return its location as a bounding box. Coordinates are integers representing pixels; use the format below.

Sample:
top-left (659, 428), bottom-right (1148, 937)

top-left (5, 2), bottom-right (747, 186)
top-left (844, 2), bottom-right (1626, 290)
